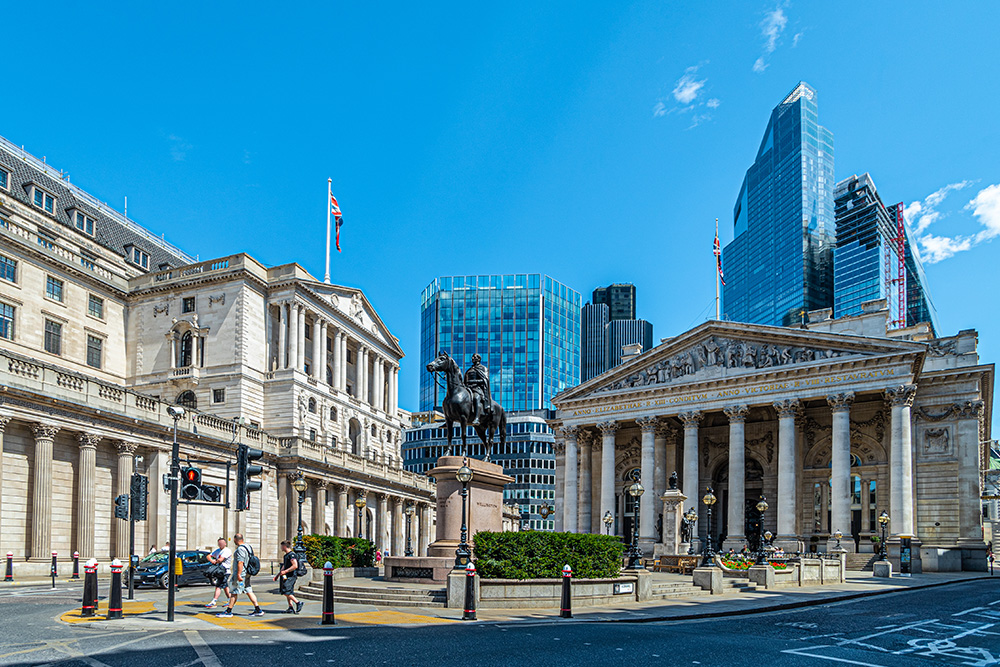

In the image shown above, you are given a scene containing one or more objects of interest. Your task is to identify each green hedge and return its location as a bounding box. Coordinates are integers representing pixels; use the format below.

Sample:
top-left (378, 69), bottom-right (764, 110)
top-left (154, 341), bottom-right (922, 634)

top-left (302, 535), bottom-right (376, 568)
top-left (473, 531), bottom-right (624, 580)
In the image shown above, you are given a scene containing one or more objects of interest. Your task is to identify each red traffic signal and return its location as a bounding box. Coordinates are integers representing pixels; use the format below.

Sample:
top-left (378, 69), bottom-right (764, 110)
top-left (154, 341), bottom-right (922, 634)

top-left (180, 467), bottom-right (202, 500)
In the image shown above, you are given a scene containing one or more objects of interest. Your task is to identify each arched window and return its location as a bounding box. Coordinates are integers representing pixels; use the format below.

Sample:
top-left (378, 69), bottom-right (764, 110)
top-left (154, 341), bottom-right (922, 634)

top-left (326, 365), bottom-right (334, 386)
top-left (179, 332), bottom-right (193, 367)
top-left (176, 390), bottom-right (197, 410)
top-left (308, 398), bottom-right (317, 413)
top-left (371, 425), bottom-right (377, 437)
top-left (329, 406), bottom-right (338, 421)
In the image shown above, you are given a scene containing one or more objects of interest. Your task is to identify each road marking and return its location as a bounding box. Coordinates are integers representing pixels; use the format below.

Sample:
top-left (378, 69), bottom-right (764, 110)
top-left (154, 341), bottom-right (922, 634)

top-left (953, 607), bottom-right (987, 617)
top-left (781, 646), bottom-right (886, 666)
top-left (184, 630), bottom-right (223, 667)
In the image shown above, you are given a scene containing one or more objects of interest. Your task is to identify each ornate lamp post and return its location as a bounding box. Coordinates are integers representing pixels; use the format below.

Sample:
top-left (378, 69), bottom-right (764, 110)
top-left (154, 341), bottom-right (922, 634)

top-left (684, 507), bottom-right (698, 555)
top-left (603, 510), bottom-right (614, 536)
top-left (763, 530), bottom-right (773, 560)
top-left (877, 511), bottom-right (889, 560)
top-left (291, 475), bottom-right (308, 560)
top-left (702, 487), bottom-right (718, 567)
top-left (626, 481), bottom-right (645, 570)
top-left (355, 495), bottom-right (367, 540)
top-left (455, 464), bottom-right (473, 568)
top-left (404, 501), bottom-right (416, 557)
top-left (754, 495), bottom-right (769, 565)
top-left (833, 529), bottom-right (844, 551)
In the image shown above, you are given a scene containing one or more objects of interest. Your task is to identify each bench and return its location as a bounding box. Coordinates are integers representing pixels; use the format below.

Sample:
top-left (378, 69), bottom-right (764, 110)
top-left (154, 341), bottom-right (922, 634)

top-left (651, 555), bottom-right (699, 575)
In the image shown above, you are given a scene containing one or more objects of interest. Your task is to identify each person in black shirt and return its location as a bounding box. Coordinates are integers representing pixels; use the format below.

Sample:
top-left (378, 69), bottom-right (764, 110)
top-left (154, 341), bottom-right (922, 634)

top-left (274, 541), bottom-right (303, 614)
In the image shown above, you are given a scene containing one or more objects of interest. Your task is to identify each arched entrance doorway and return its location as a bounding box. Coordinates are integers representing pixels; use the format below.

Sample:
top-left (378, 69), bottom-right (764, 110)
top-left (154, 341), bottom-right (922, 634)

top-left (712, 457), bottom-right (764, 549)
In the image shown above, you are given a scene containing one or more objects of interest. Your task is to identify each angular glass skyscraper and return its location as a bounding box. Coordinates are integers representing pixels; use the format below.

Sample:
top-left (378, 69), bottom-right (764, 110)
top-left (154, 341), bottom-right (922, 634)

top-left (581, 302), bottom-right (609, 381)
top-left (419, 274), bottom-right (581, 412)
top-left (723, 82), bottom-right (835, 326)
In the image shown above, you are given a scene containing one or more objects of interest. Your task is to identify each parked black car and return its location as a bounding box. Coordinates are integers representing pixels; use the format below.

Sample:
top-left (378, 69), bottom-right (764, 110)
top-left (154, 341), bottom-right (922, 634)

top-left (130, 550), bottom-right (213, 589)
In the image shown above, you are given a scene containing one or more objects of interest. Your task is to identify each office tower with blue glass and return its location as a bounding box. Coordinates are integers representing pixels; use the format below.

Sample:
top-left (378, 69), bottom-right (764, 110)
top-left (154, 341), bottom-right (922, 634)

top-left (581, 302), bottom-right (609, 381)
top-left (419, 274), bottom-right (581, 413)
top-left (723, 82), bottom-right (835, 326)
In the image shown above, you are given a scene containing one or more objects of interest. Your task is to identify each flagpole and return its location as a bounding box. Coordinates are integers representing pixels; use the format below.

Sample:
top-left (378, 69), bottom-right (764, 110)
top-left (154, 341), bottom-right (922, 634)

top-left (324, 178), bottom-right (332, 284)
top-left (715, 218), bottom-right (720, 321)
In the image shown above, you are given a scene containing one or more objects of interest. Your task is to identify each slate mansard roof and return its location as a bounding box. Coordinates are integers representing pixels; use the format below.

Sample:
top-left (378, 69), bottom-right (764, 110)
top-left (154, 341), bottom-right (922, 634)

top-left (0, 135), bottom-right (194, 271)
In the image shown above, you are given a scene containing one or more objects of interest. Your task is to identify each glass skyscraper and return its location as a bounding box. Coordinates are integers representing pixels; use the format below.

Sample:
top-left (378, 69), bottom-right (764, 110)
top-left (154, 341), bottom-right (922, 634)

top-left (581, 302), bottom-right (609, 382)
top-left (723, 82), bottom-right (835, 327)
top-left (419, 274), bottom-right (581, 412)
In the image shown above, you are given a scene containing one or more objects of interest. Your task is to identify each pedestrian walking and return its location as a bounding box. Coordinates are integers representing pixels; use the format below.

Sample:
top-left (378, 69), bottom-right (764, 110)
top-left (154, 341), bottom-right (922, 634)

top-left (274, 541), bottom-right (304, 614)
top-left (375, 549), bottom-right (382, 566)
top-left (148, 544), bottom-right (158, 555)
top-left (161, 541), bottom-right (171, 552)
top-left (217, 533), bottom-right (263, 617)
top-left (204, 537), bottom-right (233, 608)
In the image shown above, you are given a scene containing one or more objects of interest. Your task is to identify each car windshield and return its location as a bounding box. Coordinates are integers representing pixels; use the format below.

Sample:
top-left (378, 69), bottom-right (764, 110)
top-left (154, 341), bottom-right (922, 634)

top-left (141, 553), bottom-right (168, 563)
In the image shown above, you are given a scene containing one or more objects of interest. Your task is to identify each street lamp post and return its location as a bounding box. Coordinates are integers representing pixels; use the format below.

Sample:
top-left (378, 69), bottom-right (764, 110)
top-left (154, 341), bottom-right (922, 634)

top-left (877, 511), bottom-right (889, 561)
top-left (702, 487), bottom-right (718, 567)
top-left (404, 501), bottom-right (416, 557)
top-left (754, 496), bottom-right (769, 565)
top-left (833, 529), bottom-right (843, 551)
top-left (626, 481), bottom-right (645, 570)
top-left (291, 476), bottom-right (308, 562)
top-left (455, 464), bottom-right (473, 569)
top-left (763, 530), bottom-right (773, 562)
top-left (165, 405), bottom-right (185, 622)
top-left (355, 495), bottom-right (367, 540)
top-left (603, 510), bottom-right (613, 536)
top-left (684, 507), bottom-right (698, 555)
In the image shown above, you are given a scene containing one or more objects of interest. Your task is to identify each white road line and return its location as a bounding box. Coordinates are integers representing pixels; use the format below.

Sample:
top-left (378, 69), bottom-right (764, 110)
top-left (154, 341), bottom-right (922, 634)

top-left (953, 607), bottom-right (987, 616)
top-left (989, 600), bottom-right (1000, 607)
top-left (184, 630), bottom-right (223, 667)
top-left (781, 646), bottom-right (886, 667)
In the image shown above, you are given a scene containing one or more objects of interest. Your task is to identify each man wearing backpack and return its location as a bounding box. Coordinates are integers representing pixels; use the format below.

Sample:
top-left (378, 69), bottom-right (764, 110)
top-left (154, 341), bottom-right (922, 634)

top-left (217, 533), bottom-right (263, 617)
top-left (274, 541), bottom-right (304, 614)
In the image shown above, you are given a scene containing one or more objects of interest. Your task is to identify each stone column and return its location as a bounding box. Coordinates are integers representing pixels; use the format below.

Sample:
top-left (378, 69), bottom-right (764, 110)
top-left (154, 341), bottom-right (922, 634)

top-left (773, 399), bottom-right (801, 550)
top-left (678, 411), bottom-right (702, 546)
top-left (297, 305), bottom-right (307, 372)
top-left (313, 480), bottom-right (328, 535)
top-left (30, 424), bottom-right (59, 560)
top-left (0, 416), bottom-right (9, 541)
top-left (957, 401), bottom-right (987, 547)
top-left (653, 422), bottom-right (668, 504)
top-left (114, 441), bottom-right (138, 559)
top-left (377, 494), bottom-right (389, 552)
top-left (392, 499), bottom-right (404, 556)
top-left (591, 442), bottom-right (602, 533)
top-left (597, 421), bottom-right (619, 534)
top-left (553, 438), bottom-right (565, 533)
top-left (374, 357), bottom-right (383, 410)
top-left (332, 330), bottom-right (342, 389)
top-left (335, 485), bottom-right (348, 537)
top-left (358, 347), bottom-right (367, 403)
top-left (419, 503), bottom-right (431, 557)
top-left (287, 303), bottom-right (298, 372)
top-left (637, 416), bottom-right (658, 549)
top-left (276, 303), bottom-right (287, 370)
top-left (723, 405), bottom-right (749, 550)
top-left (561, 426), bottom-right (579, 533)
top-left (390, 367), bottom-right (399, 416)
top-left (312, 317), bottom-right (323, 380)
top-left (76, 434), bottom-right (101, 560)
top-left (577, 431), bottom-right (592, 533)
top-left (341, 336), bottom-right (349, 390)
top-left (827, 392), bottom-right (855, 552)
top-left (886, 385), bottom-right (916, 536)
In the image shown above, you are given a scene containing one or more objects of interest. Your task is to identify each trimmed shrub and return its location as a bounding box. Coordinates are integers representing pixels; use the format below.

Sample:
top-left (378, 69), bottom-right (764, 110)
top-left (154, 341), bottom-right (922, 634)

top-left (302, 535), bottom-right (375, 568)
top-left (473, 531), bottom-right (624, 580)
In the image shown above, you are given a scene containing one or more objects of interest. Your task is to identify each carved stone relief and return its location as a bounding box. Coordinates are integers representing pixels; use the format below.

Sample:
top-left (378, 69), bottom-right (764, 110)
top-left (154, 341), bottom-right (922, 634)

top-left (922, 427), bottom-right (951, 456)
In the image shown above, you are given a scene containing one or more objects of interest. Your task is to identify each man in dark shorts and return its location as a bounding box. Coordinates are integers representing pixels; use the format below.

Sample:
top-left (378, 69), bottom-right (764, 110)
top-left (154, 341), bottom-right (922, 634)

top-left (274, 540), bottom-right (303, 614)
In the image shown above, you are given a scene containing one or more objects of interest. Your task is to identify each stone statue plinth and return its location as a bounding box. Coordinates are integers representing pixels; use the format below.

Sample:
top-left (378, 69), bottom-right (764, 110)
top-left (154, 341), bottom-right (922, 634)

top-left (654, 489), bottom-right (687, 557)
top-left (426, 456), bottom-right (514, 559)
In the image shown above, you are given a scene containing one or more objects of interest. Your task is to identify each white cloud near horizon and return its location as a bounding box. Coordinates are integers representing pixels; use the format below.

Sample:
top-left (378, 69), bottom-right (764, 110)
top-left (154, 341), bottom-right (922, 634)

top-left (906, 180), bottom-right (1000, 264)
top-left (753, 7), bottom-right (787, 73)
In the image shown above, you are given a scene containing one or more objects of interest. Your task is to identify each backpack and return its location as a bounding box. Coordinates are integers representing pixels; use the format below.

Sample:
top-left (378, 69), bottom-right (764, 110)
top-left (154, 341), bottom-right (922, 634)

top-left (242, 544), bottom-right (261, 577)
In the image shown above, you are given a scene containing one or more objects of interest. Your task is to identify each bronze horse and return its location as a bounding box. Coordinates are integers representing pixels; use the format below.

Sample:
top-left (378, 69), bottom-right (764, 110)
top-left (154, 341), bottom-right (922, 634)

top-left (425, 351), bottom-right (507, 461)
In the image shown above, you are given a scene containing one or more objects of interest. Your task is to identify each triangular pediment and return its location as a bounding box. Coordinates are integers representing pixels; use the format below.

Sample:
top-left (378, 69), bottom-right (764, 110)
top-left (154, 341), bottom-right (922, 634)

top-left (556, 320), bottom-right (925, 403)
top-left (304, 281), bottom-right (403, 356)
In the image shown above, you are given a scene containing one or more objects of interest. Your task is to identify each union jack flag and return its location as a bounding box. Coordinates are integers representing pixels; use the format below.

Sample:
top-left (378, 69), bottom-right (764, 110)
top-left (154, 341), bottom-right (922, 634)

top-left (331, 194), bottom-right (344, 252)
top-left (714, 234), bottom-right (726, 286)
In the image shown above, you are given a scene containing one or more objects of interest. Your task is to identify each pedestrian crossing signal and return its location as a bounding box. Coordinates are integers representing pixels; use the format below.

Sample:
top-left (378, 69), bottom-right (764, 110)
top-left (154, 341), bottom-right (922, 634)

top-left (114, 494), bottom-right (129, 520)
top-left (235, 444), bottom-right (264, 511)
top-left (180, 467), bottom-right (202, 501)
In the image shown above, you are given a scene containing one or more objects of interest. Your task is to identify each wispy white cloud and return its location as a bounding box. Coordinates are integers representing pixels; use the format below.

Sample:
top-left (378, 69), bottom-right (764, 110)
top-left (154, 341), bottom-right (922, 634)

top-left (792, 31), bottom-right (804, 47)
top-left (653, 65), bottom-right (719, 128)
top-left (706, 98), bottom-right (721, 109)
top-left (918, 234), bottom-right (972, 264)
top-left (672, 67), bottom-right (706, 105)
top-left (652, 102), bottom-right (667, 118)
top-left (968, 183), bottom-right (1000, 243)
top-left (907, 180), bottom-right (1000, 264)
top-left (168, 134), bottom-right (192, 162)
top-left (904, 181), bottom-right (973, 234)
top-left (753, 7), bottom-right (788, 73)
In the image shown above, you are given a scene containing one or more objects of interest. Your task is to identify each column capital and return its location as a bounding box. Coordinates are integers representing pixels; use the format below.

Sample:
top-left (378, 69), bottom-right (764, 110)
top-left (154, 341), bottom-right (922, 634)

top-left (560, 425), bottom-right (580, 439)
top-left (0, 414), bottom-right (11, 432)
top-left (553, 441), bottom-right (566, 455)
top-left (636, 416), bottom-right (659, 434)
top-left (826, 392), bottom-right (855, 412)
top-left (885, 384), bottom-right (916, 407)
top-left (30, 423), bottom-right (60, 440)
top-left (655, 421), bottom-right (677, 439)
top-left (114, 440), bottom-right (138, 456)
top-left (596, 420), bottom-right (619, 435)
top-left (577, 430), bottom-right (594, 447)
top-left (677, 411), bottom-right (703, 427)
top-left (773, 398), bottom-right (803, 418)
top-left (723, 404), bottom-right (749, 423)
top-left (77, 433), bottom-right (102, 450)
top-left (315, 479), bottom-right (330, 490)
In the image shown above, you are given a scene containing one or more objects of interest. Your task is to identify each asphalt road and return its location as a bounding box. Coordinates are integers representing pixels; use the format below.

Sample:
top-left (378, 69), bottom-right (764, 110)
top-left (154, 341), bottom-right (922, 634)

top-left (1, 578), bottom-right (998, 666)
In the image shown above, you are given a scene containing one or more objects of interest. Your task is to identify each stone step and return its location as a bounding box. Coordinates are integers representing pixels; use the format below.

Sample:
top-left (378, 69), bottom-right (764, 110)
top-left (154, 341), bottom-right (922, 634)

top-left (844, 554), bottom-right (878, 571)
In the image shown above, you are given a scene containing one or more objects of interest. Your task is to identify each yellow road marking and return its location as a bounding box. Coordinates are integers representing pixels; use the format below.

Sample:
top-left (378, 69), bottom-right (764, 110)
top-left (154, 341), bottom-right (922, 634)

top-left (336, 610), bottom-right (458, 625)
top-left (60, 601), bottom-right (156, 623)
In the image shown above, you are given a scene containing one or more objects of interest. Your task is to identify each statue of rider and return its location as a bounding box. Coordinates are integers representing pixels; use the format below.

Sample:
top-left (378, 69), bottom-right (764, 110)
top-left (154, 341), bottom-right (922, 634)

top-left (464, 353), bottom-right (493, 422)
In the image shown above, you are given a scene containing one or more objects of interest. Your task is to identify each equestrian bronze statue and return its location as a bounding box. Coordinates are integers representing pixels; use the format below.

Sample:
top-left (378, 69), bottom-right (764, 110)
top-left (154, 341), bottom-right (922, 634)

top-left (425, 351), bottom-right (507, 461)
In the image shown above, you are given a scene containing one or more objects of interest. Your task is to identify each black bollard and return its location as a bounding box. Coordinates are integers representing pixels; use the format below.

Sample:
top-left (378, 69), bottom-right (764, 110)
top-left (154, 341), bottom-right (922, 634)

top-left (107, 560), bottom-right (123, 620)
top-left (321, 561), bottom-right (336, 625)
top-left (81, 560), bottom-right (98, 617)
top-left (50, 552), bottom-right (58, 589)
top-left (462, 562), bottom-right (477, 621)
top-left (4, 552), bottom-right (12, 582)
top-left (560, 564), bottom-right (573, 618)
top-left (72, 552), bottom-right (80, 580)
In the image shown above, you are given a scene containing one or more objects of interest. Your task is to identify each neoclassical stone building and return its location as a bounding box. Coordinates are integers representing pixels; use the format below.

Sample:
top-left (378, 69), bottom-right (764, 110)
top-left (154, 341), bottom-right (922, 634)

top-left (550, 303), bottom-right (993, 572)
top-left (0, 136), bottom-right (433, 575)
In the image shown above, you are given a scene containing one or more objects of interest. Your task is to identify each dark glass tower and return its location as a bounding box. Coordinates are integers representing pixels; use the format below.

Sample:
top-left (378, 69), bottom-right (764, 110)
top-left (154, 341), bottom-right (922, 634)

top-left (592, 284), bottom-right (636, 321)
top-left (723, 82), bottom-right (835, 326)
top-left (581, 302), bottom-right (609, 381)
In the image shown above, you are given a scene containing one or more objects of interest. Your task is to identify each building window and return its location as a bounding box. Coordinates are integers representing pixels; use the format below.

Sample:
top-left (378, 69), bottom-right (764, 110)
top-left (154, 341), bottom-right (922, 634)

top-left (0, 302), bottom-right (14, 340)
top-left (0, 167), bottom-right (8, 189)
top-left (309, 428), bottom-right (317, 441)
top-left (128, 246), bottom-right (150, 270)
top-left (182, 297), bottom-right (195, 313)
top-left (179, 331), bottom-right (193, 367)
top-left (88, 294), bottom-right (104, 319)
top-left (212, 388), bottom-right (225, 404)
top-left (371, 425), bottom-right (377, 437)
top-left (0, 254), bottom-right (16, 283)
top-left (32, 187), bottom-right (55, 214)
top-left (74, 211), bottom-right (95, 236)
top-left (86, 335), bottom-right (103, 369)
top-left (175, 390), bottom-right (197, 410)
top-left (44, 320), bottom-right (62, 355)
top-left (46, 276), bottom-right (64, 302)
top-left (329, 406), bottom-right (338, 421)
top-left (308, 398), bottom-right (317, 413)
top-left (347, 349), bottom-right (353, 363)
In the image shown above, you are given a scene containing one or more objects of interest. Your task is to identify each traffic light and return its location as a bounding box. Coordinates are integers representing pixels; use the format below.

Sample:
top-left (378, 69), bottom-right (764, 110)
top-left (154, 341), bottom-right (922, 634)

top-left (201, 485), bottom-right (222, 503)
top-left (180, 467), bottom-right (202, 501)
top-left (114, 494), bottom-right (129, 520)
top-left (130, 473), bottom-right (148, 521)
top-left (235, 444), bottom-right (264, 511)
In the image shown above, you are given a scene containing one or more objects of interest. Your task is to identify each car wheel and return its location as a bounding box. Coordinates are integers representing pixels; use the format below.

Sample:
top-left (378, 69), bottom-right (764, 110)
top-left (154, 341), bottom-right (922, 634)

top-left (158, 573), bottom-right (169, 589)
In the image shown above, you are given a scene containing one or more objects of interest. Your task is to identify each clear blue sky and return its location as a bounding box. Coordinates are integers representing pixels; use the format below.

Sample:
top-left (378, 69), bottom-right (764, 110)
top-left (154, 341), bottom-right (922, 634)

top-left (4, 2), bottom-right (998, 420)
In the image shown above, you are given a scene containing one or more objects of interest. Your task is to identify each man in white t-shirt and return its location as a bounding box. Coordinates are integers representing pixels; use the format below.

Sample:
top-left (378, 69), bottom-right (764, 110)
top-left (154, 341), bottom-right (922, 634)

top-left (204, 537), bottom-right (233, 608)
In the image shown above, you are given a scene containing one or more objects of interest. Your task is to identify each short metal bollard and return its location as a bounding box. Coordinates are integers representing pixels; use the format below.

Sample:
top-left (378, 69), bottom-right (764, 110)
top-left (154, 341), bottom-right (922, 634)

top-left (462, 562), bottom-right (477, 621)
top-left (50, 551), bottom-right (58, 589)
top-left (81, 560), bottom-right (98, 617)
top-left (107, 560), bottom-right (124, 620)
top-left (560, 564), bottom-right (573, 618)
top-left (5, 552), bottom-right (13, 582)
top-left (72, 552), bottom-right (80, 580)
top-left (321, 561), bottom-right (336, 625)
